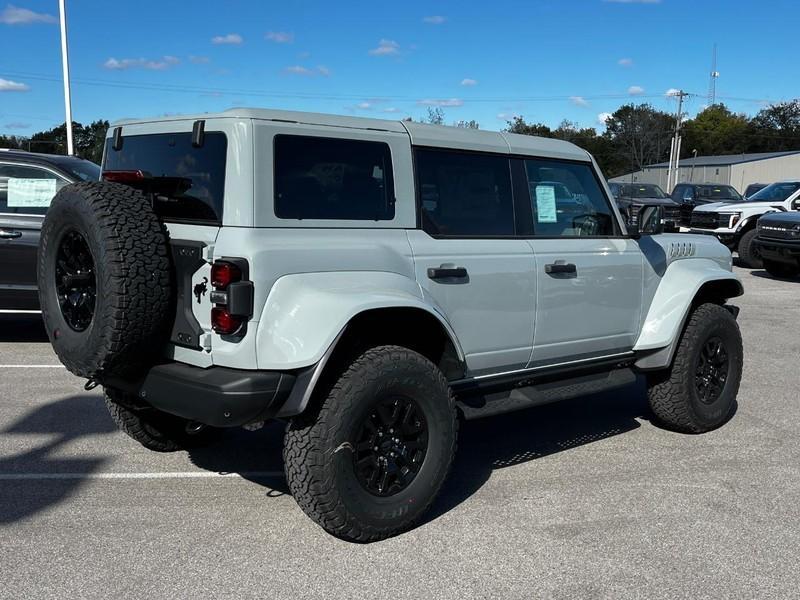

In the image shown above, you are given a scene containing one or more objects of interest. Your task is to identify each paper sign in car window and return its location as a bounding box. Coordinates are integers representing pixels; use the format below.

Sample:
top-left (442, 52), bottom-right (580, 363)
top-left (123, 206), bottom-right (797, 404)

top-left (535, 185), bottom-right (557, 223)
top-left (7, 178), bottom-right (57, 208)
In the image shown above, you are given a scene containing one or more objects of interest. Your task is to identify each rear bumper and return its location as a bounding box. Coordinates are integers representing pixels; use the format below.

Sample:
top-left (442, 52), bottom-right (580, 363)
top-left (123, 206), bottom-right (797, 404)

top-left (755, 238), bottom-right (800, 265)
top-left (107, 362), bottom-right (296, 427)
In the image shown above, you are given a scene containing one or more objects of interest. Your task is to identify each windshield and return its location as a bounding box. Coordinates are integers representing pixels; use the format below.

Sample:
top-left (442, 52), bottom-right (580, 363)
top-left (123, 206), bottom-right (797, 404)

top-left (54, 158), bottom-right (101, 182)
top-left (620, 184), bottom-right (666, 199)
top-left (748, 182), bottom-right (800, 202)
top-left (696, 185), bottom-right (742, 202)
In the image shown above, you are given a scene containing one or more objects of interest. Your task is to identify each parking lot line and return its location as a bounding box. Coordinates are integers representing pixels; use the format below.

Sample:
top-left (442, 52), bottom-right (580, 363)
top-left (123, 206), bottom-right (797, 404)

top-left (1, 365), bottom-right (65, 368)
top-left (0, 471), bottom-right (284, 480)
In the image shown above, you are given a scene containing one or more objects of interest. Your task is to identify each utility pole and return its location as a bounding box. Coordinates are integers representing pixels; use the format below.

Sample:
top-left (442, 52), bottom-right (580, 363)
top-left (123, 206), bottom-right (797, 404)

top-left (58, 0), bottom-right (74, 155)
top-left (666, 90), bottom-right (689, 192)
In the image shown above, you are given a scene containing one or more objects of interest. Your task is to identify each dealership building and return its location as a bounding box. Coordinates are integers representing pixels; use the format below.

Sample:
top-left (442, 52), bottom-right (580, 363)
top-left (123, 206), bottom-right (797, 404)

top-left (610, 150), bottom-right (800, 193)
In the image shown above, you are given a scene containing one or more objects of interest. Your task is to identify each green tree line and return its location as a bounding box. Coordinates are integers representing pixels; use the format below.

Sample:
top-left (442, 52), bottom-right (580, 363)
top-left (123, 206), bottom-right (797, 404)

top-left (0, 120), bottom-right (109, 164)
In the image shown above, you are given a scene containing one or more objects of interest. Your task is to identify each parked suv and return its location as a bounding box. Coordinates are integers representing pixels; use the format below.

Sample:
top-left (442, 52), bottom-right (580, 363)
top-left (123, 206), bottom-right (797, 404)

top-left (671, 183), bottom-right (744, 227)
top-left (0, 149), bottom-right (100, 309)
top-left (610, 183), bottom-right (680, 232)
top-left (689, 181), bottom-right (800, 268)
top-left (754, 211), bottom-right (800, 278)
top-left (36, 109), bottom-right (744, 542)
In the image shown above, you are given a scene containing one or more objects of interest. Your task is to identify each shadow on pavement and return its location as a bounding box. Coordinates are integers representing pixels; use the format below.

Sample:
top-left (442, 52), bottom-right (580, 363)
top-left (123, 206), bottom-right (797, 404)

top-left (0, 394), bottom-right (117, 524)
top-left (0, 313), bottom-right (49, 343)
top-left (748, 269), bottom-right (799, 282)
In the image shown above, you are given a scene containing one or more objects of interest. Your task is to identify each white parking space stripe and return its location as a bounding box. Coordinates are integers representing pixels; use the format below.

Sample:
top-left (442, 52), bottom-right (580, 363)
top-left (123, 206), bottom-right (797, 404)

top-left (1, 365), bottom-right (65, 368)
top-left (0, 309), bottom-right (41, 314)
top-left (0, 471), bottom-right (284, 480)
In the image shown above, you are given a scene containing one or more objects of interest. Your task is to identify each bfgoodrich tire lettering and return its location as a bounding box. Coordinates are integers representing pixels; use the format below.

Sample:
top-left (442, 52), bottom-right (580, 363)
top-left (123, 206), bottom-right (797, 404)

top-left (37, 182), bottom-right (172, 379)
top-left (283, 345), bottom-right (458, 542)
top-left (647, 303), bottom-right (743, 433)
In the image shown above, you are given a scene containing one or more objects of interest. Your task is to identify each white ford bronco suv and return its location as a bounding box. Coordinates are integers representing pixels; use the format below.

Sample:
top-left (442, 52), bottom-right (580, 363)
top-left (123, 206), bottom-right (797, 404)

top-left (37, 109), bottom-right (744, 542)
top-left (689, 181), bottom-right (800, 268)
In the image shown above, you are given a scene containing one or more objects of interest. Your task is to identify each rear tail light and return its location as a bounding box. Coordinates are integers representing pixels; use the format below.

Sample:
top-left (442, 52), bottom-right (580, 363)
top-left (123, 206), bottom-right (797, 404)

top-left (211, 261), bottom-right (242, 289)
top-left (102, 170), bottom-right (146, 183)
top-left (210, 258), bottom-right (253, 337)
top-left (211, 307), bottom-right (244, 336)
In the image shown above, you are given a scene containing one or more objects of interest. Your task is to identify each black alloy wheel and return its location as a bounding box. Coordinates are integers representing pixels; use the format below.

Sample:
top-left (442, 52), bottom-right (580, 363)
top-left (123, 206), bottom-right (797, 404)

top-left (55, 229), bottom-right (96, 332)
top-left (694, 336), bottom-right (729, 405)
top-left (352, 396), bottom-right (429, 497)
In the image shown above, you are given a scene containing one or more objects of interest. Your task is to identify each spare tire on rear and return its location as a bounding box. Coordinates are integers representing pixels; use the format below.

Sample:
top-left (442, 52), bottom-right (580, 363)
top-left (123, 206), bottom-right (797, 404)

top-left (37, 181), bottom-right (173, 379)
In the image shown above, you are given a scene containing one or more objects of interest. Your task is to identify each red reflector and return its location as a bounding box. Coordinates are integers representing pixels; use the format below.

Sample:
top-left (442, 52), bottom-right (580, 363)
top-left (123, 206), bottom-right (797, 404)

top-left (102, 170), bottom-right (146, 183)
top-left (211, 261), bottom-right (242, 289)
top-left (211, 307), bottom-right (243, 335)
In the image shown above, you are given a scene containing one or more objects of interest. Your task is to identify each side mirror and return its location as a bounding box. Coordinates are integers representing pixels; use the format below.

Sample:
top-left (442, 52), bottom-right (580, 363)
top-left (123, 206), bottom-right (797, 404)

top-left (636, 204), bottom-right (664, 236)
top-left (792, 199), bottom-right (800, 211)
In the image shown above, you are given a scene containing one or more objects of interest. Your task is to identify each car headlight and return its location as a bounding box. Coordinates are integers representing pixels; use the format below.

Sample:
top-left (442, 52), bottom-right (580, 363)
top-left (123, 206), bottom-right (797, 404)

top-left (727, 212), bottom-right (742, 229)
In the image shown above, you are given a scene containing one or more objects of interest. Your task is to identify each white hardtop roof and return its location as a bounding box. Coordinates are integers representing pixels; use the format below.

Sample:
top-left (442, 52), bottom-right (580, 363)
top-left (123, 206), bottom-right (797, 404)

top-left (112, 107), bottom-right (590, 162)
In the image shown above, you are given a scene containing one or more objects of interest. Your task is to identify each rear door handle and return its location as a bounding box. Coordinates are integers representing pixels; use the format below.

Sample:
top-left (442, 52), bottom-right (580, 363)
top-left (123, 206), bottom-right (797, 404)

top-left (545, 262), bottom-right (577, 275)
top-left (427, 266), bottom-right (468, 280)
top-left (0, 229), bottom-right (22, 239)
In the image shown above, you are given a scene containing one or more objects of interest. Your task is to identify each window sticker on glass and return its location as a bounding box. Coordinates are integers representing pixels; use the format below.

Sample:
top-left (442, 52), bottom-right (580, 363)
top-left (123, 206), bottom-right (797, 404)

top-left (7, 178), bottom-right (57, 208)
top-left (535, 185), bottom-right (557, 223)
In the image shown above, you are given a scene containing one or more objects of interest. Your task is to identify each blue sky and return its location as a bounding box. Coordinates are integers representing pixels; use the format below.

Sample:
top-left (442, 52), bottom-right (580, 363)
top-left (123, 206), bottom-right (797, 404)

top-left (1, 0), bottom-right (798, 137)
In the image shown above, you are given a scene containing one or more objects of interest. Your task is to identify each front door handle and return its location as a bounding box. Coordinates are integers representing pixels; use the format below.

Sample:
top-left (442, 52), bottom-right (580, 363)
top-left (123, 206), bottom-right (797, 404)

top-left (427, 265), bottom-right (468, 280)
top-left (545, 262), bottom-right (577, 275)
top-left (0, 229), bottom-right (22, 240)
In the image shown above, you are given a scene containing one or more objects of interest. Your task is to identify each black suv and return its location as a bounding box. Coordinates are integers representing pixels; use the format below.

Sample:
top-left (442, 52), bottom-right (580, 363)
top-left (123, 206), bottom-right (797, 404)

top-left (754, 212), bottom-right (800, 279)
top-left (609, 182), bottom-right (681, 232)
top-left (0, 150), bottom-right (100, 309)
top-left (670, 183), bottom-right (744, 226)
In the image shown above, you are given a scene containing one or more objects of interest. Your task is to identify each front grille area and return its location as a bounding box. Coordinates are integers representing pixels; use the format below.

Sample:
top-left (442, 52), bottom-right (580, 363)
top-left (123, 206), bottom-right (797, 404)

top-left (663, 206), bottom-right (681, 222)
top-left (680, 203), bottom-right (694, 226)
top-left (690, 212), bottom-right (726, 229)
top-left (758, 223), bottom-right (800, 241)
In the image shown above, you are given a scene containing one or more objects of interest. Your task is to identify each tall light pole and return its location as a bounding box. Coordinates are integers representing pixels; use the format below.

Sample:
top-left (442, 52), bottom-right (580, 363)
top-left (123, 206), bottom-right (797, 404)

top-left (58, 0), bottom-right (74, 155)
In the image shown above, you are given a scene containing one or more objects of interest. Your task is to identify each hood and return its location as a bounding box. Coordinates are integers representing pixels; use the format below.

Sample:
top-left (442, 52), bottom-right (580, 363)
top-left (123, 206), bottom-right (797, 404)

top-left (693, 200), bottom-right (786, 213)
top-left (758, 211), bottom-right (800, 226)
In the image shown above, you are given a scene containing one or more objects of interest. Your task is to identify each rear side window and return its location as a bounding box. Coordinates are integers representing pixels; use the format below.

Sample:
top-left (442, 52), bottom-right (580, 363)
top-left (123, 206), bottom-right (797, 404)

top-left (0, 163), bottom-right (69, 215)
top-left (103, 132), bottom-right (227, 224)
top-left (274, 135), bottom-right (395, 220)
top-left (525, 158), bottom-right (616, 237)
top-left (415, 149), bottom-right (514, 236)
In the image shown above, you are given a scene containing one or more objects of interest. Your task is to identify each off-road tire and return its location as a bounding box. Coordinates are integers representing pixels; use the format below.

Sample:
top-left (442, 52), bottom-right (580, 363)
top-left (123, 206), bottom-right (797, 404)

top-left (737, 228), bottom-right (762, 269)
top-left (762, 258), bottom-right (799, 279)
top-left (647, 303), bottom-right (743, 433)
top-left (284, 345), bottom-right (458, 543)
top-left (38, 182), bottom-right (172, 379)
top-left (104, 387), bottom-right (220, 452)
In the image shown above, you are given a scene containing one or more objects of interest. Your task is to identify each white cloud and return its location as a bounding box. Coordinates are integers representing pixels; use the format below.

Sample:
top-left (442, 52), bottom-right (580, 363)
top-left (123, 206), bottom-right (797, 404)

top-left (284, 65), bottom-right (330, 77)
top-left (383, 107), bottom-right (400, 113)
top-left (0, 4), bottom-right (56, 25)
top-left (461, 78), bottom-right (478, 86)
top-left (104, 56), bottom-right (180, 70)
top-left (0, 77), bottom-right (29, 91)
top-left (189, 55), bottom-right (210, 64)
top-left (628, 85), bottom-right (645, 95)
top-left (356, 102), bottom-right (372, 109)
top-left (570, 96), bottom-right (589, 107)
top-left (211, 33), bottom-right (243, 45)
top-left (423, 15), bottom-right (446, 24)
top-left (618, 57), bottom-right (633, 67)
top-left (418, 98), bottom-right (463, 107)
top-left (266, 31), bottom-right (294, 43)
top-left (4, 121), bottom-right (29, 129)
top-left (665, 88), bottom-right (681, 96)
top-left (497, 112), bottom-right (519, 122)
top-left (369, 39), bottom-right (400, 56)
top-left (597, 112), bottom-right (613, 126)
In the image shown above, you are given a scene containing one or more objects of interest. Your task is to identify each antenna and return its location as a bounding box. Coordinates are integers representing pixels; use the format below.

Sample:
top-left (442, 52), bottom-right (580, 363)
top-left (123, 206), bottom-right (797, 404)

top-left (708, 43), bottom-right (719, 106)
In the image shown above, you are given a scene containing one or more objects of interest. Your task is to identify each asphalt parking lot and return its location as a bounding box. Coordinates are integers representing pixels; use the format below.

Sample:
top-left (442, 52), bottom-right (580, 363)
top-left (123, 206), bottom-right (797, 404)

top-left (1, 265), bottom-right (798, 600)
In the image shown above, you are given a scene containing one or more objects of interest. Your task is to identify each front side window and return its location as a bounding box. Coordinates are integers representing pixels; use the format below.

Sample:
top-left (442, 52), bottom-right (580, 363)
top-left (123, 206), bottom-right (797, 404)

top-left (274, 135), bottom-right (394, 221)
top-left (0, 164), bottom-right (68, 215)
top-left (416, 149), bottom-right (514, 236)
top-left (525, 159), bottom-right (616, 237)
